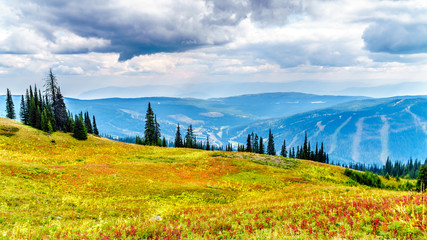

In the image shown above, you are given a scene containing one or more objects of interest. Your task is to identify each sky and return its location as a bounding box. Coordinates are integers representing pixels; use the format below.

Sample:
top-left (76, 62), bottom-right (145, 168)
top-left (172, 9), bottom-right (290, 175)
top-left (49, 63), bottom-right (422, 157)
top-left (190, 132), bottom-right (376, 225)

top-left (1, 0), bottom-right (427, 99)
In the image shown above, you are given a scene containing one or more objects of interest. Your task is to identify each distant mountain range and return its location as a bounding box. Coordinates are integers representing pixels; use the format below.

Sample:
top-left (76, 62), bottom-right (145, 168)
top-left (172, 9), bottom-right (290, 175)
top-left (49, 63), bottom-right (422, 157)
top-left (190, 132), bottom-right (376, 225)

top-left (1, 92), bottom-right (426, 165)
top-left (225, 96), bottom-right (427, 165)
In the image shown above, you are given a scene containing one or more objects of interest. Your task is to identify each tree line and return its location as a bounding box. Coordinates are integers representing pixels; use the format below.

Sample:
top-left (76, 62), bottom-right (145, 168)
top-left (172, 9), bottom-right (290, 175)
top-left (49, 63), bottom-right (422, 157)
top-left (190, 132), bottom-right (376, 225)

top-left (4, 69), bottom-right (99, 140)
top-left (340, 157), bottom-right (426, 180)
top-left (137, 102), bottom-right (219, 150)
top-left (287, 132), bottom-right (329, 163)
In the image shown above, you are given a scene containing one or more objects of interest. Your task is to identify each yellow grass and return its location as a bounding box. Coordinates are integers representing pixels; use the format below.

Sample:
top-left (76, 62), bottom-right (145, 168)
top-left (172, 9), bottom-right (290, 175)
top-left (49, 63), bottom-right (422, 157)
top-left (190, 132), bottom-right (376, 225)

top-left (0, 118), bottom-right (424, 239)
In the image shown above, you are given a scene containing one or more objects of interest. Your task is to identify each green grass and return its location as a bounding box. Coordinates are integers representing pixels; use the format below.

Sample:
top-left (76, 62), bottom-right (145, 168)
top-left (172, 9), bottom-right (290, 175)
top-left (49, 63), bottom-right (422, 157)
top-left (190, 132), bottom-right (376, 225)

top-left (0, 118), bottom-right (424, 239)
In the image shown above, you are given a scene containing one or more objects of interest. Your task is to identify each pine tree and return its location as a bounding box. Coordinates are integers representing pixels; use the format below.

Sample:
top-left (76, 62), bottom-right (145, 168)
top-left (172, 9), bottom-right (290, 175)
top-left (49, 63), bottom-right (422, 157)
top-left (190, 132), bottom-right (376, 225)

top-left (267, 129), bottom-right (276, 155)
top-left (34, 85), bottom-right (39, 110)
top-left (303, 132), bottom-right (308, 159)
top-left (47, 120), bottom-right (53, 134)
top-left (84, 112), bottom-right (93, 134)
top-left (144, 102), bottom-right (156, 145)
top-left (185, 125), bottom-right (194, 148)
top-left (319, 142), bottom-right (325, 163)
top-left (53, 88), bottom-right (67, 130)
top-left (20, 95), bottom-right (28, 124)
top-left (174, 123), bottom-right (183, 147)
top-left (162, 137), bottom-right (167, 147)
top-left (417, 165), bottom-right (427, 192)
top-left (93, 115), bottom-right (99, 136)
top-left (246, 134), bottom-right (252, 152)
top-left (154, 115), bottom-right (161, 145)
top-left (280, 139), bottom-right (287, 157)
top-left (206, 135), bottom-right (210, 151)
top-left (41, 109), bottom-right (48, 132)
top-left (73, 115), bottom-right (88, 140)
top-left (66, 115), bottom-right (75, 133)
top-left (253, 134), bottom-right (259, 153)
top-left (35, 106), bottom-right (42, 130)
top-left (44, 68), bottom-right (58, 106)
top-left (5, 89), bottom-right (15, 119)
top-left (259, 137), bottom-right (265, 154)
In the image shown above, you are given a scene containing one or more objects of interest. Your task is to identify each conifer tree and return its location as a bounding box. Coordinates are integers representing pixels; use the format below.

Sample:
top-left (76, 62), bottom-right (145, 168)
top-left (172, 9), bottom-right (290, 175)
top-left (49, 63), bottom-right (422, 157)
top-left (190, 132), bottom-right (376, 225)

top-left (206, 135), bottom-right (210, 151)
top-left (20, 95), bottom-right (28, 124)
top-left (320, 142), bottom-right (325, 163)
top-left (259, 137), bottom-right (265, 154)
top-left (144, 102), bottom-right (156, 145)
top-left (417, 165), bottom-right (427, 192)
top-left (162, 137), bottom-right (167, 147)
top-left (73, 114), bottom-right (88, 140)
top-left (47, 120), bottom-right (53, 134)
top-left (174, 123), bottom-right (183, 147)
top-left (66, 114), bottom-right (75, 133)
top-left (154, 115), bottom-right (161, 144)
top-left (6, 89), bottom-right (15, 119)
top-left (253, 134), bottom-right (259, 153)
top-left (28, 98), bottom-right (36, 127)
top-left (84, 112), bottom-right (93, 134)
top-left (93, 115), bottom-right (99, 136)
top-left (280, 139), bottom-right (287, 157)
top-left (185, 125), bottom-right (195, 148)
top-left (53, 88), bottom-right (67, 130)
top-left (302, 132), bottom-right (308, 159)
top-left (45, 68), bottom-right (58, 106)
top-left (267, 129), bottom-right (276, 155)
top-left (41, 109), bottom-right (48, 132)
top-left (35, 106), bottom-right (42, 130)
top-left (246, 134), bottom-right (252, 152)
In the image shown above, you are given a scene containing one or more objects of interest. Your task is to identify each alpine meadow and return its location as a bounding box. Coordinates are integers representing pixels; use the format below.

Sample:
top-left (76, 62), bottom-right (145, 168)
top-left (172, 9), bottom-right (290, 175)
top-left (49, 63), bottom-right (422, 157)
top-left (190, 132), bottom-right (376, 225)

top-left (2, 0), bottom-right (427, 239)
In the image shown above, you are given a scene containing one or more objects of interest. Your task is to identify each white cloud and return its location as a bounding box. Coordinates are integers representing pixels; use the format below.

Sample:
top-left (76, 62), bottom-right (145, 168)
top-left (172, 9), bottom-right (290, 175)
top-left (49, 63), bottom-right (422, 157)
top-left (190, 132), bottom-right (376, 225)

top-left (200, 112), bottom-right (224, 117)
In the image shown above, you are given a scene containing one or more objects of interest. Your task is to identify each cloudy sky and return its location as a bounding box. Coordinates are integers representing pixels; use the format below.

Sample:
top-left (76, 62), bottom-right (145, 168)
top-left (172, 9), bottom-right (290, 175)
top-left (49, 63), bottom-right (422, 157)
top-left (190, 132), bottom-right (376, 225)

top-left (1, 0), bottom-right (427, 98)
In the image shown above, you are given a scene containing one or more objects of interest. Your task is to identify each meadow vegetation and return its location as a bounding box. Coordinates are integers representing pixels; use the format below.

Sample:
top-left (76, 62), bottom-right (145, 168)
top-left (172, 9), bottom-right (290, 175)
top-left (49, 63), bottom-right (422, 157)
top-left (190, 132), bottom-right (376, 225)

top-left (0, 118), bottom-right (425, 239)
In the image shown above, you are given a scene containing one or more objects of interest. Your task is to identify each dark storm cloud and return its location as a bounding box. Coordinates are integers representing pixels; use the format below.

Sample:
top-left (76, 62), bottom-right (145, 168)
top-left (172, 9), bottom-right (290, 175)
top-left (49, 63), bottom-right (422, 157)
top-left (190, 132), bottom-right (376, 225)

top-left (363, 21), bottom-right (427, 54)
top-left (9, 0), bottom-right (307, 61)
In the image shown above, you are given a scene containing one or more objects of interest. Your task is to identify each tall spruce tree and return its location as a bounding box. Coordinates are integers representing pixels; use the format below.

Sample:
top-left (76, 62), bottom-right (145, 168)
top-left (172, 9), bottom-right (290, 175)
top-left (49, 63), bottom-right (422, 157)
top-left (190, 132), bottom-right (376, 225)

top-left (6, 89), bottom-right (15, 119)
top-left (144, 102), bottom-right (156, 145)
top-left (154, 115), bottom-right (161, 143)
top-left (253, 134), bottom-right (259, 153)
top-left (73, 114), bottom-right (88, 140)
top-left (185, 125), bottom-right (195, 148)
top-left (20, 95), bottom-right (28, 124)
top-left (267, 129), bottom-right (276, 155)
top-left (246, 134), bottom-right (252, 152)
top-left (44, 68), bottom-right (58, 106)
top-left (54, 88), bottom-right (67, 130)
top-left (303, 132), bottom-right (308, 159)
top-left (84, 112), bottom-right (93, 134)
top-left (35, 106), bottom-right (42, 130)
top-left (174, 123), bottom-right (183, 147)
top-left (43, 70), bottom-right (67, 130)
top-left (259, 137), bottom-right (265, 154)
top-left (66, 113), bottom-right (75, 133)
top-left (206, 135), bottom-right (210, 151)
top-left (93, 115), bottom-right (99, 136)
top-left (280, 139), bottom-right (287, 157)
top-left (417, 165), bottom-right (427, 192)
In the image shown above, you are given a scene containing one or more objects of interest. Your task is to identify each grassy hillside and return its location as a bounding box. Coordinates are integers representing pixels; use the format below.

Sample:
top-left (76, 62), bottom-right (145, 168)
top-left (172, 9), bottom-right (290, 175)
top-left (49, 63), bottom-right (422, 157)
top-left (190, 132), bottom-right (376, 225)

top-left (0, 118), bottom-right (425, 239)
